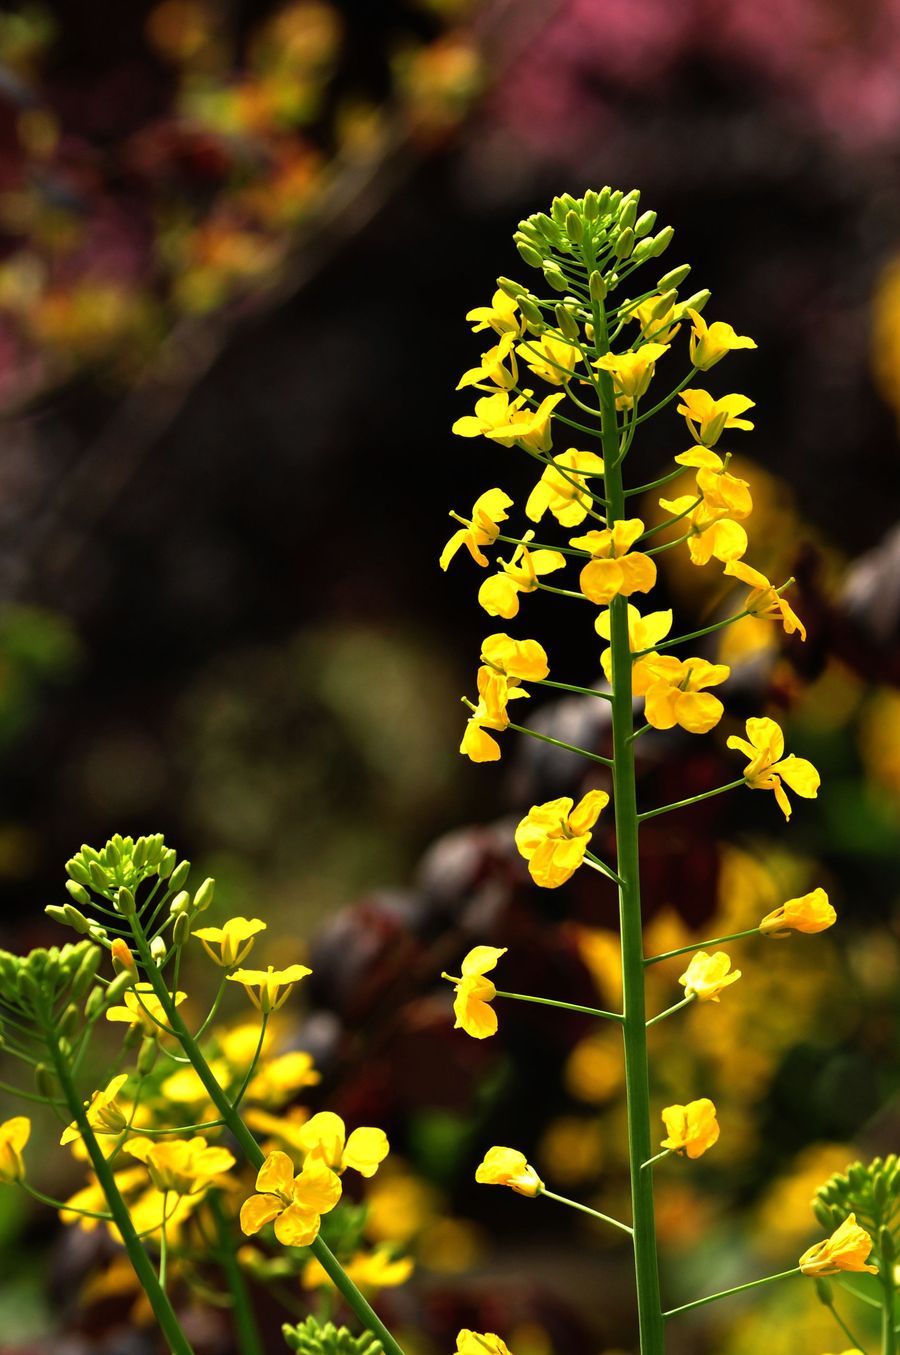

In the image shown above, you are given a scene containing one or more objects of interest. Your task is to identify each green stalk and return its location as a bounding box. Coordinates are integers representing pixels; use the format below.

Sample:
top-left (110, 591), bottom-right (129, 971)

top-left (209, 1189), bottom-right (264, 1355)
top-left (663, 1266), bottom-right (800, 1317)
top-left (590, 277), bottom-right (665, 1355)
top-left (129, 921), bottom-right (409, 1355)
top-left (883, 1257), bottom-right (896, 1355)
top-left (45, 1028), bottom-right (195, 1355)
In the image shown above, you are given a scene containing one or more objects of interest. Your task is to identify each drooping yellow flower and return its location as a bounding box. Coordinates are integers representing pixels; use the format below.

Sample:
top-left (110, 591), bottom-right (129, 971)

top-left (799, 1214), bottom-right (878, 1277)
top-left (657, 493), bottom-right (748, 566)
top-left (759, 888), bottom-right (836, 937)
top-left (475, 1146), bottom-right (543, 1197)
top-left (60, 1074), bottom-right (130, 1146)
top-left (727, 716), bottom-right (820, 820)
top-left (452, 391), bottom-right (529, 440)
top-left (571, 519), bottom-right (656, 605)
top-left (480, 633), bottom-right (549, 683)
top-left (515, 789), bottom-right (610, 888)
top-left (627, 295), bottom-right (682, 345)
top-left (193, 917), bottom-right (267, 968)
top-left (226, 964), bottom-right (312, 1013)
top-left (594, 342), bottom-right (669, 406)
top-left (660, 1099), bottom-right (720, 1159)
top-left (679, 950), bottom-right (741, 1002)
top-left (443, 945), bottom-right (507, 1039)
top-left (482, 390), bottom-right (565, 453)
top-left (126, 1136), bottom-right (235, 1196)
top-left (240, 1149), bottom-right (341, 1246)
top-left (516, 332), bottom-right (579, 385)
top-left (457, 331), bottom-right (518, 391)
top-left (688, 309), bottom-right (756, 370)
top-left (105, 984), bottom-right (187, 1035)
top-left (440, 488), bottom-right (513, 571)
top-left (596, 603), bottom-right (674, 695)
top-left (724, 560), bottom-right (806, 640)
top-left (460, 665), bottom-right (528, 763)
top-left (466, 289), bottom-right (522, 337)
top-left (0, 1116), bottom-right (30, 1183)
top-left (477, 535), bottom-right (566, 619)
top-left (674, 447), bottom-right (753, 518)
top-left (677, 389), bottom-right (755, 447)
top-left (641, 655), bottom-right (730, 735)
top-left (296, 1111), bottom-right (390, 1178)
top-left (525, 448), bottom-right (605, 527)
top-left (456, 1331), bottom-right (514, 1355)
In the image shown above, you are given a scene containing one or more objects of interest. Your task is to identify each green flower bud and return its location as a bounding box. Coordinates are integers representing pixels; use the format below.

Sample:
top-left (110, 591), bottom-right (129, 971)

top-left (565, 210), bottom-right (583, 244)
top-left (172, 912), bottom-right (191, 946)
top-left (589, 271), bottom-right (607, 302)
top-left (542, 262), bottom-right (568, 292)
top-left (873, 1172), bottom-right (888, 1211)
top-left (88, 862), bottom-right (108, 893)
top-left (652, 289), bottom-right (678, 318)
top-left (65, 858), bottom-right (93, 889)
top-left (192, 878), bottom-right (215, 913)
top-left (516, 240), bottom-right (544, 269)
top-left (650, 225), bottom-right (674, 256)
top-left (812, 1199), bottom-right (834, 1230)
top-left (583, 189), bottom-right (600, 222)
top-left (137, 1036), bottom-right (159, 1076)
top-left (105, 838), bottom-right (121, 866)
top-left (70, 945), bottom-right (102, 1001)
top-left (59, 1003), bottom-right (79, 1039)
top-left (619, 199), bottom-right (637, 232)
top-left (80, 844), bottom-right (102, 865)
top-left (45, 905), bottom-right (71, 928)
top-left (497, 276), bottom-right (525, 300)
top-left (658, 264), bottom-right (691, 291)
top-left (681, 289), bottom-right (711, 315)
top-left (631, 238), bottom-right (656, 264)
top-left (634, 209), bottom-right (657, 237)
top-left (554, 304), bottom-right (580, 341)
top-left (87, 923), bottom-right (108, 944)
top-left (517, 295), bottom-right (544, 327)
top-left (35, 1063), bottom-right (57, 1098)
top-left (879, 1226), bottom-right (895, 1264)
top-left (150, 936), bottom-right (167, 964)
top-left (158, 848), bottom-right (177, 879)
top-left (614, 228), bottom-right (634, 260)
top-left (167, 859), bottom-right (191, 893)
top-left (65, 880), bottom-right (92, 907)
top-left (115, 886), bottom-right (136, 917)
top-left (104, 970), bottom-right (136, 1007)
top-left (85, 988), bottom-right (105, 1021)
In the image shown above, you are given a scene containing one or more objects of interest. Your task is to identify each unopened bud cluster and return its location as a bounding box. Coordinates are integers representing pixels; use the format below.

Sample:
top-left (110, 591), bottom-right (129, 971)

top-left (282, 1317), bottom-right (384, 1355)
top-left (813, 1155), bottom-right (900, 1256)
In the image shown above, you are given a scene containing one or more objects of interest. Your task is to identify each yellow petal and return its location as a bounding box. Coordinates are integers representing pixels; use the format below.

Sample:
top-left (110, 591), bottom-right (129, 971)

top-left (239, 1193), bottom-right (283, 1236)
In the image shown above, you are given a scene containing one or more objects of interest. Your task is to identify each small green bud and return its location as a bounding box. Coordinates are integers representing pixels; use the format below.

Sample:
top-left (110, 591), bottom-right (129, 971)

top-left (65, 880), bottom-right (92, 907)
top-left (137, 1036), bottom-right (159, 1076)
top-left (681, 288), bottom-right (710, 315)
top-left (652, 289), bottom-right (677, 318)
top-left (516, 240), bottom-right (543, 269)
top-left (104, 970), bottom-right (136, 1007)
top-left (813, 1277), bottom-right (833, 1305)
top-left (583, 189), bottom-right (600, 222)
top-left (88, 862), bottom-right (108, 892)
top-left (565, 210), bottom-right (583, 244)
top-left (517, 295), bottom-right (544, 327)
top-left (848, 1163), bottom-right (867, 1190)
top-left (631, 238), bottom-right (655, 264)
top-left (158, 848), bottom-right (177, 879)
top-left (45, 905), bottom-right (71, 928)
top-left (57, 1036), bottom-right (72, 1059)
top-left (105, 838), bottom-right (121, 866)
top-left (150, 936), bottom-right (167, 964)
top-left (115, 886), bottom-right (136, 918)
top-left (619, 199), bottom-right (637, 232)
top-left (65, 858), bottom-right (93, 889)
top-left (634, 209), bottom-right (657, 237)
top-left (85, 987), bottom-right (105, 1021)
top-left (167, 859), bottom-right (191, 894)
top-left (170, 890), bottom-right (190, 916)
top-left (651, 225), bottom-right (675, 256)
top-left (35, 1063), bottom-right (57, 1098)
top-left (533, 212), bottom-right (556, 243)
top-left (80, 845), bottom-right (102, 865)
top-left (554, 304), bottom-right (580, 341)
top-left (596, 186), bottom-right (611, 214)
top-left (542, 262), bottom-right (568, 292)
top-left (614, 228), bottom-right (634, 260)
top-left (132, 838), bottom-right (148, 870)
top-left (192, 878), bottom-right (215, 913)
top-left (879, 1226), bottom-right (895, 1264)
top-left (497, 275), bottom-right (525, 299)
top-left (59, 1003), bottom-right (79, 1039)
top-left (589, 271), bottom-right (606, 302)
top-left (873, 1173), bottom-right (888, 1211)
top-left (658, 264), bottom-right (691, 291)
top-left (172, 912), bottom-right (191, 946)
top-left (16, 968), bottom-right (40, 1008)
top-left (71, 945), bottom-right (102, 1001)
top-left (87, 923), bottom-right (108, 944)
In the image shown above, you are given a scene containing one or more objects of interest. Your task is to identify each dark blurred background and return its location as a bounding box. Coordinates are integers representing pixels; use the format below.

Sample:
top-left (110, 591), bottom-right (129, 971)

top-left (0, 2), bottom-right (899, 1352)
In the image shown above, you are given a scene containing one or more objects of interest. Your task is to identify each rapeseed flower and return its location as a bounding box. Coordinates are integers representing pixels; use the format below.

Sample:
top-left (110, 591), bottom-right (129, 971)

top-left (443, 945), bottom-right (507, 1039)
top-left (480, 633), bottom-right (549, 683)
top-left (296, 1111), bottom-right (389, 1178)
top-left (477, 535), bottom-right (565, 618)
top-left (193, 917), bottom-right (266, 967)
top-left (105, 984), bottom-right (186, 1035)
top-left (440, 489), bottom-right (513, 571)
top-left (60, 1074), bottom-right (130, 1146)
top-left (456, 1332), bottom-right (514, 1355)
top-left (515, 789), bottom-right (610, 888)
top-left (727, 717), bottom-right (820, 820)
top-left (457, 332), bottom-right (518, 391)
top-left (240, 1149), bottom-right (341, 1246)
top-left (525, 448), bottom-right (605, 527)
top-left (475, 1146), bottom-right (543, 1197)
top-left (657, 493), bottom-right (748, 566)
top-left (674, 447), bottom-right (753, 518)
top-left (799, 1214), bottom-right (878, 1276)
top-left (126, 1136), bottom-right (235, 1196)
top-left (460, 665), bottom-right (528, 762)
top-left (677, 389), bottom-right (755, 447)
top-left (596, 603), bottom-right (673, 694)
top-left (226, 964), bottom-right (312, 1013)
top-left (688, 309), bottom-right (756, 370)
top-left (679, 951), bottom-right (741, 1002)
top-left (759, 888), bottom-right (836, 937)
top-left (594, 342), bottom-right (669, 406)
top-left (627, 295), bottom-right (682, 345)
top-left (466, 290), bottom-right (522, 337)
top-left (724, 560), bottom-right (806, 640)
top-left (516, 332), bottom-right (579, 385)
top-left (572, 520), bottom-right (656, 605)
top-left (452, 391), bottom-right (529, 440)
top-left (660, 1099), bottom-right (720, 1159)
top-left (0, 1116), bottom-right (30, 1183)
top-left (641, 656), bottom-right (730, 735)
top-left (483, 390), bottom-right (565, 453)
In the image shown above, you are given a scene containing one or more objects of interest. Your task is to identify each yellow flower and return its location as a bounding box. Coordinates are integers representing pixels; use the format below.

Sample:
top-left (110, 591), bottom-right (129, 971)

top-left (240, 1149), bottom-right (341, 1246)
top-left (799, 1214), bottom-right (878, 1277)
top-left (759, 888), bottom-right (836, 937)
top-left (245, 1050), bottom-right (320, 1106)
top-left (466, 289), bottom-right (522, 337)
top-left (475, 1146), bottom-right (543, 1197)
top-left (594, 342), bottom-right (669, 406)
top-left (443, 945), bottom-right (508, 1039)
top-left (483, 390), bottom-right (565, 453)
top-left (110, 938), bottom-right (138, 978)
top-left (674, 447), bottom-right (753, 518)
top-left (243, 1106), bottom-right (310, 1153)
top-left (480, 633), bottom-right (549, 683)
top-left (456, 1332), bottom-right (514, 1355)
top-left (0, 1116), bottom-right (30, 1183)
top-left (677, 389), bottom-right (755, 447)
top-left (60, 1074), bottom-right (130, 1146)
top-left (627, 295), bottom-right (682, 345)
top-left (596, 603), bottom-right (673, 695)
top-left (525, 448), bottom-right (605, 527)
top-left (193, 917), bottom-right (266, 968)
top-left (657, 493), bottom-right (748, 566)
top-left (296, 1111), bottom-right (390, 1178)
top-left (226, 964), bottom-right (312, 1013)
top-left (679, 950), bottom-right (741, 1002)
top-left (571, 519), bottom-right (656, 605)
top-left (457, 331), bottom-right (518, 391)
top-left (440, 488), bottom-right (513, 571)
top-left (688, 309), bottom-right (756, 370)
top-left (477, 535), bottom-right (566, 619)
top-left (105, 984), bottom-right (187, 1035)
top-left (345, 1248), bottom-right (414, 1290)
top-left (724, 560), bottom-right (806, 640)
top-left (452, 390), bottom-right (528, 440)
top-left (126, 1137), bottom-right (235, 1196)
top-left (727, 717), bottom-right (820, 820)
top-left (516, 332), bottom-right (579, 385)
top-left (641, 655), bottom-right (730, 735)
top-left (460, 665), bottom-right (528, 763)
top-left (515, 789), bottom-right (610, 888)
top-left (660, 1099), bottom-right (720, 1159)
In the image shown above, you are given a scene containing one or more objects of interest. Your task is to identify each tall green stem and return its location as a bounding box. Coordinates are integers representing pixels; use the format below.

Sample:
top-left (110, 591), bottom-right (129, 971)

top-left (128, 921), bottom-right (408, 1355)
top-left (590, 278), bottom-right (665, 1355)
top-left (209, 1189), bottom-right (264, 1355)
top-left (45, 1028), bottom-right (195, 1355)
top-left (883, 1259), bottom-right (896, 1355)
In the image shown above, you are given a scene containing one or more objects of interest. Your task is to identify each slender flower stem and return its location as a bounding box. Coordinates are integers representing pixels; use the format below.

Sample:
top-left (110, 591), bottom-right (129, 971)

top-left (624, 465), bottom-right (689, 497)
top-left (493, 989), bottom-right (623, 1022)
top-left (882, 1256), bottom-right (896, 1355)
top-left (641, 1150), bottom-right (670, 1171)
top-left (589, 272), bottom-right (665, 1355)
top-left (536, 677), bottom-right (612, 701)
top-left (23, 1181), bottom-right (113, 1221)
top-left (646, 995), bottom-right (694, 1028)
top-left (645, 927), bottom-right (761, 966)
top-left (491, 530), bottom-right (593, 560)
top-left (584, 852), bottom-right (625, 887)
top-left (820, 1295), bottom-right (871, 1354)
top-left (128, 920), bottom-right (409, 1355)
top-left (505, 719), bottom-right (614, 767)
top-left (159, 1196), bottom-right (170, 1289)
top-left (539, 1187), bottom-right (634, 1237)
top-left (638, 495), bottom-right (703, 542)
top-left (663, 1266), bottom-right (801, 1318)
top-left (638, 779), bottom-right (745, 823)
top-left (536, 581), bottom-right (593, 601)
top-left (209, 1190), bottom-right (264, 1355)
top-left (635, 608), bottom-right (752, 655)
top-left (633, 369), bottom-right (698, 425)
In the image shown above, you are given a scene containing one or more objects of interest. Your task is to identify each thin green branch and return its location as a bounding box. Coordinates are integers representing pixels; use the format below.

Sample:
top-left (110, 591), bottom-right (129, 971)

top-left (638, 779), bottom-right (745, 823)
top-left (492, 988), bottom-right (623, 1023)
top-left (663, 1266), bottom-right (801, 1318)
top-left (646, 994), bottom-right (694, 1028)
top-left (539, 1187), bottom-right (633, 1237)
top-left (645, 927), bottom-right (760, 966)
top-left (505, 719), bottom-right (614, 767)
